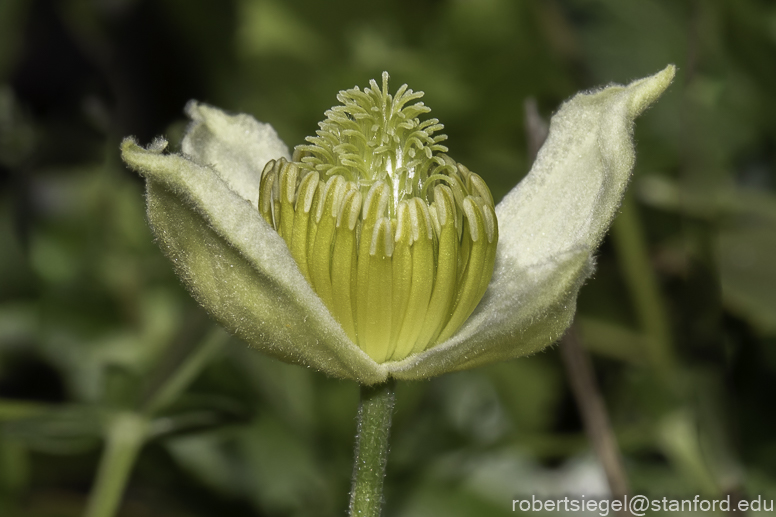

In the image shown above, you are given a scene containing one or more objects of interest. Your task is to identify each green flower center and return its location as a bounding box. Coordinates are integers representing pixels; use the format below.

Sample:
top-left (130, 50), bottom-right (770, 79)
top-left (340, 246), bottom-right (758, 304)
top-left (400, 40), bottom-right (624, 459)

top-left (258, 73), bottom-right (498, 363)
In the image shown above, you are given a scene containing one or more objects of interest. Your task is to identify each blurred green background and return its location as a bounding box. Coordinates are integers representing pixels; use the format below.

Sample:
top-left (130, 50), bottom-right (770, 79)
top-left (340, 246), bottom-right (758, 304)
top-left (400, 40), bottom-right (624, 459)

top-left (2, 0), bottom-right (776, 515)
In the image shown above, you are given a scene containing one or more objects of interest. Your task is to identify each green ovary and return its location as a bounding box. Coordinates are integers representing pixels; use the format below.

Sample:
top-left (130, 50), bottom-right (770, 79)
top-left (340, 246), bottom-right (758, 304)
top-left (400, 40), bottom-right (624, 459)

top-left (258, 74), bottom-right (498, 363)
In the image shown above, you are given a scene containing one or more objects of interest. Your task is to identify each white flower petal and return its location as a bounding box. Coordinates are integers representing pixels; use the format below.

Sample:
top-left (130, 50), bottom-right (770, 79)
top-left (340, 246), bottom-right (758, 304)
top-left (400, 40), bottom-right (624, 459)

top-left (181, 101), bottom-right (291, 206)
top-left (388, 65), bottom-right (675, 380)
top-left (121, 138), bottom-right (388, 385)
top-left (498, 65), bottom-right (675, 267)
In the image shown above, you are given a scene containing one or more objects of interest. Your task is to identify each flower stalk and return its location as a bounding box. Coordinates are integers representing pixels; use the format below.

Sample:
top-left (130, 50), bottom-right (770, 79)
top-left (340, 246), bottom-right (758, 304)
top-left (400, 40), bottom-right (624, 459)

top-left (349, 379), bottom-right (396, 517)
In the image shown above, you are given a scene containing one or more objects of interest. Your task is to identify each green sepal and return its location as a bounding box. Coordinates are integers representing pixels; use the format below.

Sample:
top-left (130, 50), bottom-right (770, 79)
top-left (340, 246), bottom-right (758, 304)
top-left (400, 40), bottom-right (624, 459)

top-left (120, 138), bottom-right (387, 385)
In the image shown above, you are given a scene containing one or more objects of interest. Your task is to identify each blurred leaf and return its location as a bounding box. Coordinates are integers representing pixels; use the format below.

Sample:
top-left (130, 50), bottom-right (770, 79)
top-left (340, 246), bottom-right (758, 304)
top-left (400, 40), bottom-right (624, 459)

top-left (165, 429), bottom-right (243, 498)
top-left (0, 1), bottom-right (30, 80)
top-left (396, 484), bottom-right (514, 517)
top-left (229, 347), bottom-right (315, 432)
top-left (240, 416), bottom-right (330, 515)
top-left (0, 86), bottom-right (35, 167)
top-left (487, 358), bottom-right (563, 437)
top-left (3, 405), bottom-right (103, 454)
top-left (148, 396), bottom-right (250, 439)
top-left (0, 436), bottom-right (29, 494)
top-left (576, 316), bottom-right (647, 364)
top-left (236, 0), bottom-right (325, 61)
top-left (169, 415), bottom-right (335, 516)
top-left (717, 225), bottom-right (776, 335)
top-left (657, 411), bottom-right (720, 496)
top-left (0, 303), bottom-right (38, 345)
top-left (637, 174), bottom-right (776, 226)
top-left (437, 372), bottom-right (510, 445)
top-left (0, 399), bottom-right (50, 422)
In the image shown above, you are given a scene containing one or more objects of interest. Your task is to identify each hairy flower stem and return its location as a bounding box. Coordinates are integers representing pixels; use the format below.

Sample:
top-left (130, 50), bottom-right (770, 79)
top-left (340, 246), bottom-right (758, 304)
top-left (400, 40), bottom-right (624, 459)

top-left (349, 379), bottom-right (396, 517)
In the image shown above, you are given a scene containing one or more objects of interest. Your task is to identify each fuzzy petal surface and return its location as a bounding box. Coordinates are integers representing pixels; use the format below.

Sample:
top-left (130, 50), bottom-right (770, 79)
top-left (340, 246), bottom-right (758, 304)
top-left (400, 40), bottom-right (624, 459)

top-left (182, 101), bottom-right (291, 206)
top-left (387, 65), bottom-right (675, 380)
top-left (121, 138), bottom-right (389, 384)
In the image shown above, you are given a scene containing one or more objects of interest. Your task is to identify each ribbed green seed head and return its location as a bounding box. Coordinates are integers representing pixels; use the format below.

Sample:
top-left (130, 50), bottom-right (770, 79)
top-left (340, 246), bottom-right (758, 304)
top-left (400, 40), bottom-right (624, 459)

top-left (258, 73), bottom-right (498, 363)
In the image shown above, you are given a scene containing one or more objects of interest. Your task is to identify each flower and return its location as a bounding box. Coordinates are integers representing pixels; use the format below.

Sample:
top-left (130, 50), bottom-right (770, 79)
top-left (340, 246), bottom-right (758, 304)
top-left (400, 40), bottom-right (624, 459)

top-left (121, 66), bottom-right (675, 385)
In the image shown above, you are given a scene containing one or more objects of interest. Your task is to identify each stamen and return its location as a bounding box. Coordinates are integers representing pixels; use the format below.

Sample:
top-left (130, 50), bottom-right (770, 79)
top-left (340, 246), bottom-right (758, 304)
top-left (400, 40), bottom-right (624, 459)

top-left (258, 74), bottom-right (498, 363)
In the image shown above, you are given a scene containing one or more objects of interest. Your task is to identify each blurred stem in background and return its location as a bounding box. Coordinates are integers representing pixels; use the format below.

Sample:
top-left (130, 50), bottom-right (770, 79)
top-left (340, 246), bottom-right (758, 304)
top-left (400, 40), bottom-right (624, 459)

top-left (141, 327), bottom-right (230, 417)
top-left (611, 193), bottom-right (677, 378)
top-left (560, 326), bottom-right (629, 502)
top-left (82, 328), bottom-right (229, 517)
top-left (84, 412), bottom-right (147, 517)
